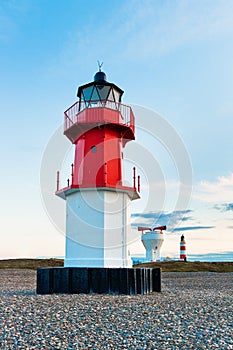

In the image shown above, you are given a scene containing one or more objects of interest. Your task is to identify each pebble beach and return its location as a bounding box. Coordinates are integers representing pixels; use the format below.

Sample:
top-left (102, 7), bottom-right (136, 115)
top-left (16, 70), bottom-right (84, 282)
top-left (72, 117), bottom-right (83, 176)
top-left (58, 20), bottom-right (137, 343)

top-left (0, 269), bottom-right (232, 349)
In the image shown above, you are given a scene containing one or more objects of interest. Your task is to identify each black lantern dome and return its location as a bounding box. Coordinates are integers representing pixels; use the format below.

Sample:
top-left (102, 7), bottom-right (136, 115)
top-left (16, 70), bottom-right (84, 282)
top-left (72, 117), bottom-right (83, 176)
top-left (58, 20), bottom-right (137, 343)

top-left (94, 71), bottom-right (107, 83)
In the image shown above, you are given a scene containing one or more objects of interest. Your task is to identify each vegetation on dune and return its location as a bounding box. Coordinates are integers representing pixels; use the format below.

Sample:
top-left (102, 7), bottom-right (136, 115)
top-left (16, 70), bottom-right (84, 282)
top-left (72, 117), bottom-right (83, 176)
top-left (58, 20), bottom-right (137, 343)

top-left (0, 259), bottom-right (64, 270)
top-left (0, 259), bottom-right (232, 272)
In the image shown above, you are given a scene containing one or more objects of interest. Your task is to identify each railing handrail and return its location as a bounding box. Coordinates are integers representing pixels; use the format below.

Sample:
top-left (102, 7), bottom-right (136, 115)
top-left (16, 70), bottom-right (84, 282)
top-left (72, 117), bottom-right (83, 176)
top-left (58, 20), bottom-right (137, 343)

top-left (64, 99), bottom-right (134, 132)
top-left (64, 99), bottom-right (132, 113)
top-left (64, 100), bottom-right (79, 115)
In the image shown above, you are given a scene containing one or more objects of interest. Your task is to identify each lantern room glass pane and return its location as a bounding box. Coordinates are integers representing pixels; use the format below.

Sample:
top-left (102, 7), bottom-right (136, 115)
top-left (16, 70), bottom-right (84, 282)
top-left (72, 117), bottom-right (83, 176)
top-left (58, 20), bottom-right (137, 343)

top-left (96, 85), bottom-right (111, 100)
top-left (108, 89), bottom-right (115, 102)
top-left (91, 87), bottom-right (100, 101)
top-left (80, 92), bottom-right (89, 109)
top-left (113, 89), bottom-right (120, 102)
top-left (82, 87), bottom-right (93, 101)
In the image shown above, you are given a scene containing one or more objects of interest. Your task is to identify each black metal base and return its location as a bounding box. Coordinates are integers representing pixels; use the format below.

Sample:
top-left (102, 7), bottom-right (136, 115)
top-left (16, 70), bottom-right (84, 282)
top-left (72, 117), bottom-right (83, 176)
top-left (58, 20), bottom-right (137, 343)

top-left (36, 267), bottom-right (161, 295)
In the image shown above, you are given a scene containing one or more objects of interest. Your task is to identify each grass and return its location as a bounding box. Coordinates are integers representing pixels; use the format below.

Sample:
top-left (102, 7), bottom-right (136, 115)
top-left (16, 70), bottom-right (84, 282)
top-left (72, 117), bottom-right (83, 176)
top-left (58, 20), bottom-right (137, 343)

top-left (0, 259), bottom-right (64, 270)
top-left (0, 259), bottom-right (232, 272)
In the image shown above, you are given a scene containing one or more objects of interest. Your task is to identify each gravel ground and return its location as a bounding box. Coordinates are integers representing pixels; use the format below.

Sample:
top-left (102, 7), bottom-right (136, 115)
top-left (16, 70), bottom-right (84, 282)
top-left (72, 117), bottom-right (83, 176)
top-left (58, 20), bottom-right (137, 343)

top-left (0, 270), bottom-right (232, 349)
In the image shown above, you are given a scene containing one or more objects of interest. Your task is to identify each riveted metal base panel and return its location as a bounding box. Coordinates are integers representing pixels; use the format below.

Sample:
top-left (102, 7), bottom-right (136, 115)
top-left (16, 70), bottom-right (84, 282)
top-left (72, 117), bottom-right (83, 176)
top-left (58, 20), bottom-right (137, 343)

top-left (36, 267), bottom-right (161, 295)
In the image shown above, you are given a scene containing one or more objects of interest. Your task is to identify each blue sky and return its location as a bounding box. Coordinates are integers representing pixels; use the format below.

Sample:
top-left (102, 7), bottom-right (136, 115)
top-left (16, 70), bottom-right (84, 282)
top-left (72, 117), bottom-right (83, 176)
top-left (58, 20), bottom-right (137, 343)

top-left (0, 0), bottom-right (233, 259)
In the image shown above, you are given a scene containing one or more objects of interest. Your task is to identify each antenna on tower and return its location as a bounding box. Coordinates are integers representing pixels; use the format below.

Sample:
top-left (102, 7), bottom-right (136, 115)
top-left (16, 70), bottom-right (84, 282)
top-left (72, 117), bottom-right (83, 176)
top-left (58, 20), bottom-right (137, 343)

top-left (97, 60), bottom-right (103, 72)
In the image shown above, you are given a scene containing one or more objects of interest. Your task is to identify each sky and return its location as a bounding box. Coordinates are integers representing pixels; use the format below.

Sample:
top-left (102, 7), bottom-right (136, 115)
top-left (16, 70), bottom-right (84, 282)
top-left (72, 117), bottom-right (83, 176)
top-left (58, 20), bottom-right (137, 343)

top-left (0, 0), bottom-right (233, 260)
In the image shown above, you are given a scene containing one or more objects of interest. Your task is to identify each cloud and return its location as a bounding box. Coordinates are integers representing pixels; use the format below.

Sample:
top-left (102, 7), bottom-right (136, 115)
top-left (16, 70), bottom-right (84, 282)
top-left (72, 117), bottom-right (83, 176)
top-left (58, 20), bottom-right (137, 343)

top-left (118, 0), bottom-right (233, 60)
top-left (193, 173), bottom-right (233, 203)
top-left (52, 0), bottom-right (233, 75)
top-left (215, 203), bottom-right (233, 212)
top-left (173, 226), bottom-right (215, 232)
top-left (222, 203), bottom-right (233, 211)
top-left (131, 209), bottom-right (193, 229)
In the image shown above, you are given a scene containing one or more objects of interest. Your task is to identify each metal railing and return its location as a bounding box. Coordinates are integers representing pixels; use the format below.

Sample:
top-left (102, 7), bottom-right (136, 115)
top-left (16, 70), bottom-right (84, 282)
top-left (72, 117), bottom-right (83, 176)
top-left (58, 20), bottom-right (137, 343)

top-left (64, 100), bottom-right (134, 132)
top-left (56, 164), bottom-right (140, 193)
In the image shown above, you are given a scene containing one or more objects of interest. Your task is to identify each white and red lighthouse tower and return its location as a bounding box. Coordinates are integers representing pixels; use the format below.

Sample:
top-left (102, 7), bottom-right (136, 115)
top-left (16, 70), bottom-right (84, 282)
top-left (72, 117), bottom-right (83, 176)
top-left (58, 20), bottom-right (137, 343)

top-left (56, 69), bottom-right (140, 268)
top-left (180, 234), bottom-right (187, 261)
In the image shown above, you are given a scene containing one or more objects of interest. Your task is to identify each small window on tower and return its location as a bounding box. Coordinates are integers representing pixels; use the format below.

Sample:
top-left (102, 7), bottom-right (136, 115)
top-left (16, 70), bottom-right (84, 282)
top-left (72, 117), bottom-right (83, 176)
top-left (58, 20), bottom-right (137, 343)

top-left (91, 146), bottom-right (97, 153)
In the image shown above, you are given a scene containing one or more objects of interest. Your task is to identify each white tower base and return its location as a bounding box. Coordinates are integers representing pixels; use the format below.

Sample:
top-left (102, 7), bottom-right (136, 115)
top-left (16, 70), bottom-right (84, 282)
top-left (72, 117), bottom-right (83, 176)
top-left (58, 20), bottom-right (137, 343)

top-left (61, 188), bottom-right (134, 268)
top-left (141, 231), bottom-right (164, 262)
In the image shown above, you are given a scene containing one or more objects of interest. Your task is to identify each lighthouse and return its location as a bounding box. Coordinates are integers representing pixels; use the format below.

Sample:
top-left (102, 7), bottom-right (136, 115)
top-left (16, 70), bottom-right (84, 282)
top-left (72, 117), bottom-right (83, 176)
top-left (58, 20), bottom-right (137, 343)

top-left (56, 68), bottom-right (140, 268)
top-left (180, 234), bottom-right (187, 261)
top-left (37, 67), bottom-right (163, 295)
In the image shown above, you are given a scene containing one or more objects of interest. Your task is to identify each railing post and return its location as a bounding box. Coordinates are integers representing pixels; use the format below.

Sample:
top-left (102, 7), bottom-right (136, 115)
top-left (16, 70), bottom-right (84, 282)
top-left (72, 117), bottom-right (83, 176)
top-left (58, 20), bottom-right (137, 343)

top-left (133, 167), bottom-right (136, 189)
top-left (71, 163), bottom-right (74, 185)
top-left (104, 162), bottom-right (107, 185)
top-left (138, 175), bottom-right (140, 193)
top-left (67, 178), bottom-right (70, 187)
top-left (56, 171), bottom-right (60, 191)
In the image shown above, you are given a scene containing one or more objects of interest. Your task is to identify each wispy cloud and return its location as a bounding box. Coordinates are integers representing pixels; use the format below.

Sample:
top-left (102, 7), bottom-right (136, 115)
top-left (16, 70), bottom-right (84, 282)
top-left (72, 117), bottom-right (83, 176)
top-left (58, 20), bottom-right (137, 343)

top-left (131, 209), bottom-right (193, 230)
top-left (115, 0), bottom-right (233, 60)
top-left (173, 226), bottom-right (215, 232)
top-left (131, 176), bottom-right (233, 231)
top-left (215, 203), bottom-right (233, 212)
top-left (222, 203), bottom-right (233, 211)
top-left (193, 173), bottom-right (233, 203)
top-left (52, 0), bottom-right (233, 74)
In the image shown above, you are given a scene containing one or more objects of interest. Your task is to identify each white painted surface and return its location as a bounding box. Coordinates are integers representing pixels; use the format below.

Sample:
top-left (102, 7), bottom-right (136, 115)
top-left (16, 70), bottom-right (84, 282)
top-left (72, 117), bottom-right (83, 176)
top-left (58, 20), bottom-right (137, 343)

top-left (64, 188), bottom-right (132, 267)
top-left (141, 231), bottom-right (164, 261)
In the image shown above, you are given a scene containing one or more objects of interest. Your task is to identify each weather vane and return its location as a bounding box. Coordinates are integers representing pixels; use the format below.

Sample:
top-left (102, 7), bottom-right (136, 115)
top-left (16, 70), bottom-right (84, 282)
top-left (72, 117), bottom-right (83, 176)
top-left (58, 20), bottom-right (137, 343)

top-left (97, 60), bottom-right (103, 72)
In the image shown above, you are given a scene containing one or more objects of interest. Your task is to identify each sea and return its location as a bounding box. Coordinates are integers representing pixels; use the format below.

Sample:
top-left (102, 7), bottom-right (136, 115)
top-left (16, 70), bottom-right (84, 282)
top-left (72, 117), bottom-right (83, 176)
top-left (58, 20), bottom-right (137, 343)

top-left (184, 252), bottom-right (233, 262)
top-left (132, 251), bottom-right (233, 264)
top-left (36, 252), bottom-right (233, 264)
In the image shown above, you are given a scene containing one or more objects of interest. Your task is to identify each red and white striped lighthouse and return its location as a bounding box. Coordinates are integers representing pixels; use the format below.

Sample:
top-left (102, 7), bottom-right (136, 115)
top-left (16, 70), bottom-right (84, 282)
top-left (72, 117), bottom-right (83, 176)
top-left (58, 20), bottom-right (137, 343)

top-left (56, 68), bottom-right (140, 268)
top-left (180, 234), bottom-right (187, 261)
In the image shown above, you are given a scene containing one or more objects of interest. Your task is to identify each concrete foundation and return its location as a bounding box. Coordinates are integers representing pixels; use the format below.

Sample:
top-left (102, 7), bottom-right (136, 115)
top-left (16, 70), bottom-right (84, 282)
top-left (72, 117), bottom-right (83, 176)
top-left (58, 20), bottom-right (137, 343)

top-left (37, 267), bottom-right (161, 295)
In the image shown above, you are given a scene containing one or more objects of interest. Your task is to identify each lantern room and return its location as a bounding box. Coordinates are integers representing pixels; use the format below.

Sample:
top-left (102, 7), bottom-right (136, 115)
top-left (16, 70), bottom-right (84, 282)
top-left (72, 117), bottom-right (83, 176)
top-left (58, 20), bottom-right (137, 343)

top-left (77, 70), bottom-right (123, 111)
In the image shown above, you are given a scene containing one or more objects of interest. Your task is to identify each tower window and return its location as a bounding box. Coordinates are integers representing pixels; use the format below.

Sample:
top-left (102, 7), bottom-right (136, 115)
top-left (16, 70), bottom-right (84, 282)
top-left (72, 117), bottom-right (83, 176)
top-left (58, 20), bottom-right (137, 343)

top-left (91, 146), bottom-right (97, 153)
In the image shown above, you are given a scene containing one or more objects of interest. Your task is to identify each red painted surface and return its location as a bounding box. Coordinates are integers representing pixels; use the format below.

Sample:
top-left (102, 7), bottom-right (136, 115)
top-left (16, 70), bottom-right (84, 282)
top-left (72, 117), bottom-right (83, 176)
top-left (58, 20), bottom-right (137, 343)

top-left (153, 225), bottom-right (166, 231)
top-left (138, 225), bottom-right (166, 233)
top-left (64, 101), bottom-right (134, 131)
top-left (180, 240), bottom-right (186, 260)
top-left (72, 126), bottom-right (124, 187)
top-left (64, 105), bottom-right (135, 144)
top-left (59, 92), bottom-right (139, 194)
top-left (138, 227), bottom-right (152, 232)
